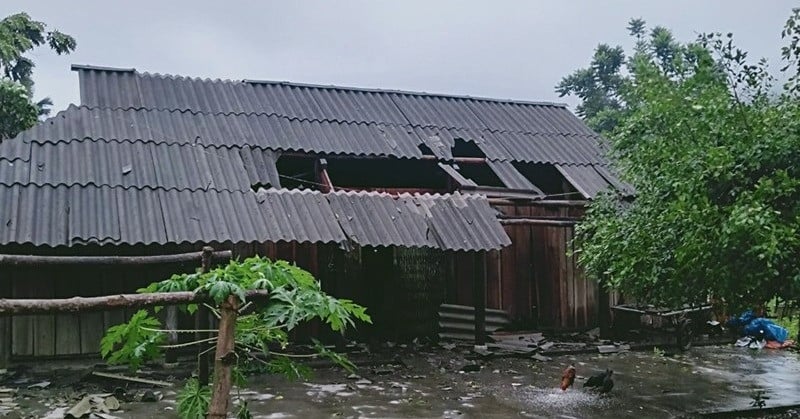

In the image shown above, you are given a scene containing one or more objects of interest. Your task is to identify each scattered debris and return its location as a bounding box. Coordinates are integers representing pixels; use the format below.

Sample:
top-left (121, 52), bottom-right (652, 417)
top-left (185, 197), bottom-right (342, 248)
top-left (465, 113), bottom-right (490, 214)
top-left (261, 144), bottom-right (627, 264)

top-left (91, 371), bottom-right (173, 387)
top-left (65, 394), bottom-right (122, 418)
top-left (27, 381), bottom-right (51, 390)
top-left (65, 396), bottom-right (92, 419)
top-left (598, 345), bottom-right (619, 354)
top-left (531, 354), bottom-right (552, 362)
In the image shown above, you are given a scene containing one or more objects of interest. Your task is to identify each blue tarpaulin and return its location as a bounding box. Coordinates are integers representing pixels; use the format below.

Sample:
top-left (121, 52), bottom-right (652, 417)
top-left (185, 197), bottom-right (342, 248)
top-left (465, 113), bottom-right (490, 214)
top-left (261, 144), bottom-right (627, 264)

top-left (727, 310), bottom-right (789, 343)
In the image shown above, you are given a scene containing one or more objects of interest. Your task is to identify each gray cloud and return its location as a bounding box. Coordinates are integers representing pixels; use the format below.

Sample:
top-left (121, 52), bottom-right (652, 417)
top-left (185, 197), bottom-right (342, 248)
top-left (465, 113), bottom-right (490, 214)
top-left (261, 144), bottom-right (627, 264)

top-left (1, 0), bottom-right (796, 112)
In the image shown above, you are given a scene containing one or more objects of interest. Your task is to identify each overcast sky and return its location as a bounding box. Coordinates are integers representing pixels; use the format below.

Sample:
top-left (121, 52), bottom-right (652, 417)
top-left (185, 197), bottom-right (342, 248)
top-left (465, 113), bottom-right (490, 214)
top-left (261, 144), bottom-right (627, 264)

top-left (2, 1), bottom-right (797, 112)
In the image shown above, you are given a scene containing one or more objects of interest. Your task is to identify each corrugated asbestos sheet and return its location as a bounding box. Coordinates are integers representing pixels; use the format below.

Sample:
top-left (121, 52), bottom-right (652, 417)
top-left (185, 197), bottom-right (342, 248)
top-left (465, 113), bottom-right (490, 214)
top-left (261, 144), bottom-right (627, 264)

top-left (327, 191), bottom-right (510, 251)
top-left (0, 65), bottom-right (632, 250)
top-left (555, 164), bottom-right (634, 199)
top-left (438, 163), bottom-right (477, 187)
top-left (486, 160), bottom-right (542, 193)
top-left (0, 139), bottom-right (280, 191)
top-left (72, 67), bottom-right (612, 168)
top-left (0, 185), bottom-right (346, 247)
top-left (17, 105), bottom-right (424, 159)
top-left (0, 184), bottom-right (508, 250)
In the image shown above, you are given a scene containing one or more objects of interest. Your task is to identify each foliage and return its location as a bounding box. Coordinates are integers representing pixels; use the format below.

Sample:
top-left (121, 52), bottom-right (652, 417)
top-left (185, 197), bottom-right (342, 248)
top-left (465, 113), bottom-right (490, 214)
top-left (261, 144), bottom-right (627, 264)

top-left (0, 12), bottom-right (76, 139)
top-left (176, 378), bottom-right (212, 419)
top-left (0, 79), bottom-right (37, 139)
top-left (99, 310), bottom-right (165, 372)
top-left (102, 256), bottom-right (371, 418)
top-left (556, 18), bottom-right (693, 133)
top-left (574, 11), bottom-right (800, 313)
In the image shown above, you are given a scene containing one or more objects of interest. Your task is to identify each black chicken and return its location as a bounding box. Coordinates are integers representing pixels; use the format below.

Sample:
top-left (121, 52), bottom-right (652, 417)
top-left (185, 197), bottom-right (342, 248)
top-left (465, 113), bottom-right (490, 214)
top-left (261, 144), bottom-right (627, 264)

top-left (599, 371), bottom-right (614, 394)
top-left (584, 368), bottom-right (613, 393)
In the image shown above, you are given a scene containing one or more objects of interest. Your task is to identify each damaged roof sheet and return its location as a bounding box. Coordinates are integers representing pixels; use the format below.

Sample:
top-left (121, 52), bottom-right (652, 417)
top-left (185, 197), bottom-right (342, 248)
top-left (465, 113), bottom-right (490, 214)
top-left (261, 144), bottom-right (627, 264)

top-left (555, 164), bottom-right (634, 199)
top-left (327, 191), bottom-right (510, 251)
top-left (72, 67), bottom-right (610, 167)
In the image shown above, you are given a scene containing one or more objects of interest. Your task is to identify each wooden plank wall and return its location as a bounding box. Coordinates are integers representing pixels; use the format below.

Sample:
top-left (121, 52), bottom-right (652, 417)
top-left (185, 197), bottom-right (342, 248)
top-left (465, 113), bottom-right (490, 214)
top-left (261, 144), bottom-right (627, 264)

top-left (4, 242), bottom-right (325, 359)
top-left (447, 203), bottom-right (606, 331)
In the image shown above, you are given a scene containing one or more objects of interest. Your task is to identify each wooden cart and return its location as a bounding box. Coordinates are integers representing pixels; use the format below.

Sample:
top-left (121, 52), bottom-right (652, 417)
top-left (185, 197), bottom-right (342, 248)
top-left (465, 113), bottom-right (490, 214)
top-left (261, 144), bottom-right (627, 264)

top-left (611, 304), bottom-right (713, 351)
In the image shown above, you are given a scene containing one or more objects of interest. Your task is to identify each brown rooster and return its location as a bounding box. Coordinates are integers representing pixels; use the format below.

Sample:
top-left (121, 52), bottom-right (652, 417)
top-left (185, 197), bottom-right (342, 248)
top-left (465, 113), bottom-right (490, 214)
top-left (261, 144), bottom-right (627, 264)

top-left (560, 365), bottom-right (576, 391)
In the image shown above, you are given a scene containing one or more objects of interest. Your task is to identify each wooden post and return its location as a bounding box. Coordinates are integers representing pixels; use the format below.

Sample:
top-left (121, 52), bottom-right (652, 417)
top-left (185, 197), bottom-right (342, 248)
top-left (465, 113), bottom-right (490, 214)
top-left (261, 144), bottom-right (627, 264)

top-left (208, 295), bottom-right (238, 419)
top-left (598, 280), bottom-right (611, 339)
top-left (164, 306), bottom-right (179, 363)
top-left (473, 252), bottom-right (487, 347)
top-left (0, 275), bottom-right (10, 367)
top-left (197, 247), bottom-right (213, 386)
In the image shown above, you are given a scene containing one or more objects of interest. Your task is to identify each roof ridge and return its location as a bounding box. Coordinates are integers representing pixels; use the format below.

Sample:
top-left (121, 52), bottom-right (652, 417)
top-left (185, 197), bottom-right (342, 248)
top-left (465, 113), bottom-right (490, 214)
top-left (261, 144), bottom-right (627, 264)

top-left (50, 104), bottom-right (594, 139)
top-left (71, 63), bottom-right (568, 108)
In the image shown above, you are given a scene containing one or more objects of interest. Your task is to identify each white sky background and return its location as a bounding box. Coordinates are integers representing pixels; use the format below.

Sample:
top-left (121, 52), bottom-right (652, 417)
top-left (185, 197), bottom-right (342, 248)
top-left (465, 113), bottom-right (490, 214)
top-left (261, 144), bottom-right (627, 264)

top-left (1, 1), bottom-right (796, 112)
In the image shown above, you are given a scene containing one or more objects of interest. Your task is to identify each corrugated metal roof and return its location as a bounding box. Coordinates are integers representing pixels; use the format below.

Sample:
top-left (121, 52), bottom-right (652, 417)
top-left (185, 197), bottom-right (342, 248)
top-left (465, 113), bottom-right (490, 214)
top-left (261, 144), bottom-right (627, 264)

top-left (327, 191), bottom-right (510, 251)
top-left (0, 139), bottom-right (280, 192)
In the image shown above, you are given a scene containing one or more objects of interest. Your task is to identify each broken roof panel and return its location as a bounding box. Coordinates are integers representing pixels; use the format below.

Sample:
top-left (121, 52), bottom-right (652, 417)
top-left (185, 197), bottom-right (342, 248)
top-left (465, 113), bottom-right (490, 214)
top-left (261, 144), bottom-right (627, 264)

top-left (327, 191), bottom-right (510, 251)
top-left (418, 193), bottom-right (511, 251)
top-left (555, 164), bottom-right (628, 199)
top-left (438, 163), bottom-right (477, 188)
top-left (486, 160), bottom-right (543, 193)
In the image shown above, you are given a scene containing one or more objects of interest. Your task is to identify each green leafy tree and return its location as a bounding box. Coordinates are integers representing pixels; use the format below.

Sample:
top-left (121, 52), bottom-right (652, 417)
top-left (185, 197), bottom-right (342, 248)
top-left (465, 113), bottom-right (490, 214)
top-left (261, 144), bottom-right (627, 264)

top-left (575, 11), bottom-right (800, 319)
top-left (101, 256), bottom-right (371, 418)
top-left (556, 18), bottom-right (691, 133)
top-left (0, 80), bottom-right (37, 139)
top-left (0, 12), bottom-right (76, 139)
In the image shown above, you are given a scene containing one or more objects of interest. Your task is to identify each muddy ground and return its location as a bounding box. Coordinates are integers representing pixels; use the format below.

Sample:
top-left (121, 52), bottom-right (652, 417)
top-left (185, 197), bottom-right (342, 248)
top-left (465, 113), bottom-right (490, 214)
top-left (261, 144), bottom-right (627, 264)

top-left (3, 343), bottom-right (800, 418)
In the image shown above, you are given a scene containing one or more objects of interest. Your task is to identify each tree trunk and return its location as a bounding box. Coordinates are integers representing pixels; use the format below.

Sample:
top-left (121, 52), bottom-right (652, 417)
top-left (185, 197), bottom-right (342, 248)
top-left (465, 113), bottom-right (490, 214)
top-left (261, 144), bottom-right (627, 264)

top-left (207, 295), bottom-right (239, 419)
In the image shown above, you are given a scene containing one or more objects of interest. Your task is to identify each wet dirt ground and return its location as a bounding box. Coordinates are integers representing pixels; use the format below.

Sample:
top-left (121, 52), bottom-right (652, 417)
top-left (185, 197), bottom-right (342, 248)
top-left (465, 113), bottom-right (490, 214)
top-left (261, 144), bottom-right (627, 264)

top-left (5, 344), bottom-right (800, 418)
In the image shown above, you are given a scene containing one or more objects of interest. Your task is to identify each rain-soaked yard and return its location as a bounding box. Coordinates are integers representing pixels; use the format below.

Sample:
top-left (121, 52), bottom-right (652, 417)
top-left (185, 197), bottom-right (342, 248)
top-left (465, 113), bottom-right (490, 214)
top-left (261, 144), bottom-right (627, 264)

top-left (5, 343), bottom-right (800, 418)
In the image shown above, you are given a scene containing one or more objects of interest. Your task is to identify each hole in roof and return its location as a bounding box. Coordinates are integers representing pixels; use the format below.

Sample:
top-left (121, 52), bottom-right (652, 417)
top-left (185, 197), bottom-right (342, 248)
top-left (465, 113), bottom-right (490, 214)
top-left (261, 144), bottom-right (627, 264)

top-left (417, 143), bottom-right (434, 156)
top-left (276, 155), bottom-right (319, 191)
top-left (513, 163), bottom-right (582, 198)
top-left (250, 182), bottom-right (273, 192)
top-left (451, 138), bottom-right (485, 158)
top-left (457, 164), bottom-right (504, 187)
top-left (326, 158), bottom-right (449, 192)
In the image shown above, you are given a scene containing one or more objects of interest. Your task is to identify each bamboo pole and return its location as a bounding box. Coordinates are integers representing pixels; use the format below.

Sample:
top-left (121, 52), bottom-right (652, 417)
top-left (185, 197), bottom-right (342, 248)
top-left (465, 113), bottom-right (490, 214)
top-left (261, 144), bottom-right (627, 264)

top-left (0, 250), bottom-right (232, 266)
top-left (0, 290), bottom-right (269, 316)
top-left (488, 199), bottom-right (589, 207)
top-left (499, 219), bottom-right (577, 227)
top-left (197, 247), bottom-right (213, 386)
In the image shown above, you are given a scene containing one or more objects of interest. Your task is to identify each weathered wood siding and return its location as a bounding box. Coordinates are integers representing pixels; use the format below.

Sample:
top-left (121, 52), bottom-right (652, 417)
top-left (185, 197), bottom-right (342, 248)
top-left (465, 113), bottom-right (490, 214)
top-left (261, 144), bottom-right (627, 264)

top-left (1, 242), bottom-right (323, 359)
top-left (445, 203), bottom-right (606, 331)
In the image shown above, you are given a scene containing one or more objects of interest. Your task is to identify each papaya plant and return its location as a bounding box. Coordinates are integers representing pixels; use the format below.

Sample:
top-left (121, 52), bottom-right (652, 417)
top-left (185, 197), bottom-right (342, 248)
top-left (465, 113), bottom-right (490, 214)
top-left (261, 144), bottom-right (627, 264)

top-left (100, 255), bottom-right (371, 418)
